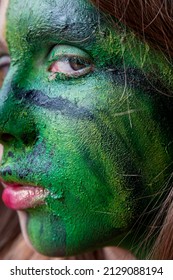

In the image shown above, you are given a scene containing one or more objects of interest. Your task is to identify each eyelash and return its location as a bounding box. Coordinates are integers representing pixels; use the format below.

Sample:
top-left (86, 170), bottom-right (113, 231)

top-left (48, 55), bottom-right (94, 80)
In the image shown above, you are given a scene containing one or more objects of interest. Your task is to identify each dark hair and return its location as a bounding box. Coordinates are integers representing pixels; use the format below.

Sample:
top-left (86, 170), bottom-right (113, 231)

top-left (91, 0), bottom-right (173, 58)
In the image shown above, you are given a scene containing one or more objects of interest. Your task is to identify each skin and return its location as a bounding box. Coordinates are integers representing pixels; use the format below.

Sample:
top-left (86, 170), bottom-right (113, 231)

top-left (0, 0), bottom-right (173, 258)
top-left (0, 0), bottom-right (9, 163)
top-left (0, 0), bottom-right (8, 87)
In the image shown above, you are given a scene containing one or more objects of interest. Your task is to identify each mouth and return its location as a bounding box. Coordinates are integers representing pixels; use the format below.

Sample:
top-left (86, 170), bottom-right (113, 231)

top-left (1, 181), bottom-right (49, 210)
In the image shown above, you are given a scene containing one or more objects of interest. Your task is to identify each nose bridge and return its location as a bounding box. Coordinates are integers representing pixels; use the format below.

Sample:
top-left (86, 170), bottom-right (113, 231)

top-left (0, 72), bottom-right (36, 145)
top-left (0, 72), bottom-right (17, 127)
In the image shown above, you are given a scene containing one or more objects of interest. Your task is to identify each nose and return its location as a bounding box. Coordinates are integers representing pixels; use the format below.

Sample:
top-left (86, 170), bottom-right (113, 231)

top-left (0, 74), bottom-right (37, 146)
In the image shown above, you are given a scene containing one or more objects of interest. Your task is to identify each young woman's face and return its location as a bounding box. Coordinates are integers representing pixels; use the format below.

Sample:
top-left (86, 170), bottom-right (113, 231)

top-left (0, 0), bottom-right (173, 257)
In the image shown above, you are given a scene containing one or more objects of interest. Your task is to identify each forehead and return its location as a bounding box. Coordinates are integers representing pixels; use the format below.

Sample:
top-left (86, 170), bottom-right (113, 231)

top-left (7, 0), bottom-right (101, 45)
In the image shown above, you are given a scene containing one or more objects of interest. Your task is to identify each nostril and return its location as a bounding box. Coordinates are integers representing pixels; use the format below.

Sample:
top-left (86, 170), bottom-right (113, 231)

top-left (1, 133), bottom-right (15, 143)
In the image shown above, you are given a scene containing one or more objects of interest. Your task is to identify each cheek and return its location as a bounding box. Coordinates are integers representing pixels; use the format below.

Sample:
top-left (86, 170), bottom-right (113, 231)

top-left (21, 112), bottom-right (136, 256)
top-left (11, 71), bottom-right (173, 256)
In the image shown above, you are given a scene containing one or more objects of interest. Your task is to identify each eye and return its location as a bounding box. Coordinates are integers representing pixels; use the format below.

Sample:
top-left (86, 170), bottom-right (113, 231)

top-left (0, 55), bottom-right (10, 87)
top-left (49, 56), bottom-right (93, 78)
top-left (48, 45), bottom-right (94, 79)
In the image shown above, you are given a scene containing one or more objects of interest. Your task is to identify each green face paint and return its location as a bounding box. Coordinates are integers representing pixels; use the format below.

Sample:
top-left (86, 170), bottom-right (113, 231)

top-left (0, 0), bottom-right (173, 257)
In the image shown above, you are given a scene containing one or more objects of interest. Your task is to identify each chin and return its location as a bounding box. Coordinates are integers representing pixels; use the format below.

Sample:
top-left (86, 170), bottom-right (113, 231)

top-left (17, 209), bottom-right (68, 257)
top-left (17, 211), bottom-right (35, 250)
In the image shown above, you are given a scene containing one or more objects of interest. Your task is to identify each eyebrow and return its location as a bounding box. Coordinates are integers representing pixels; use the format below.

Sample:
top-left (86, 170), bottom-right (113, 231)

top-left (25, 21), bottom-right (98, 51)
top-left (16, 1), bottom-right (100, 51)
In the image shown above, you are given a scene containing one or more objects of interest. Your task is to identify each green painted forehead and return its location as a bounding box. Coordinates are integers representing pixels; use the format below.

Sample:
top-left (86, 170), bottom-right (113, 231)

top-left (7, 0), bottom-right (101, 49)
top-left (7, 0), bottom-right (173, 91)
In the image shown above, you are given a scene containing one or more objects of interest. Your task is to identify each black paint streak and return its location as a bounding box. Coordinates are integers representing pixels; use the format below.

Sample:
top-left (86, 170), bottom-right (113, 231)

top-left (7, 151), bottom-right (14, 158)
top-left (18, 168), bottom-right (30, 180)
top-left (14, 86), bottom-right (94, 120)
top-left (26, 141), bottom-right (47, 163)
top-left (110, 67), bottom-right (173, 99)
top-left (1, 166), bottom-right (12, 176)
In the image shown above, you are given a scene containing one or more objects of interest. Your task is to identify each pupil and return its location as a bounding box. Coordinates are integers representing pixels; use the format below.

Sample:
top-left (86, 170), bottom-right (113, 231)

top-left (69, 57), bottom-right (87, 71)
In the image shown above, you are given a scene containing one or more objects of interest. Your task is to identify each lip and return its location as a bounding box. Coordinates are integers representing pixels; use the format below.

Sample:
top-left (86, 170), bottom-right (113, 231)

top-left (1, 182), bottom-right (49, 210)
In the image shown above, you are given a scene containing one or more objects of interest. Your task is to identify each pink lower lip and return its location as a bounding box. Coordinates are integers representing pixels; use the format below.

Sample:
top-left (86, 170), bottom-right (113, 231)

top-left (2, 183), bottom-right (49, 210)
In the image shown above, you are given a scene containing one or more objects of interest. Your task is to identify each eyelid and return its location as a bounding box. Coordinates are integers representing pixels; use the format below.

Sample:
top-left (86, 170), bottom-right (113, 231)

top-left (48, 55), bottom-right (93, 69)
top-left (49, 45), bottom-right (92, 61)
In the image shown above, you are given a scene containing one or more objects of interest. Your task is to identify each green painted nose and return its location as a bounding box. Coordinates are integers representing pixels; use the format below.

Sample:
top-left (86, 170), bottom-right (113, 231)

top-left (0, 74), bottom-right (37, 146)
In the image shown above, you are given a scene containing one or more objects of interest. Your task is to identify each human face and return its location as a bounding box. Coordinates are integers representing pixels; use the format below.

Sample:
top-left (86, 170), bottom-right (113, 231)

top-left (0, 0), bottom-right (173, 257)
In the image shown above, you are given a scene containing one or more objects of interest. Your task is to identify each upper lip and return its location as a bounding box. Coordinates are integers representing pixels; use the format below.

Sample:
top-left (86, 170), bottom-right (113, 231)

top-left (1, 180), bottom-right (49, 195)
top-left (1, 181), bottom-right (22, 188)
top-left (1, 180), bottom-right (50, 210)
top-left (0, 179), bottom-right (49, 193)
